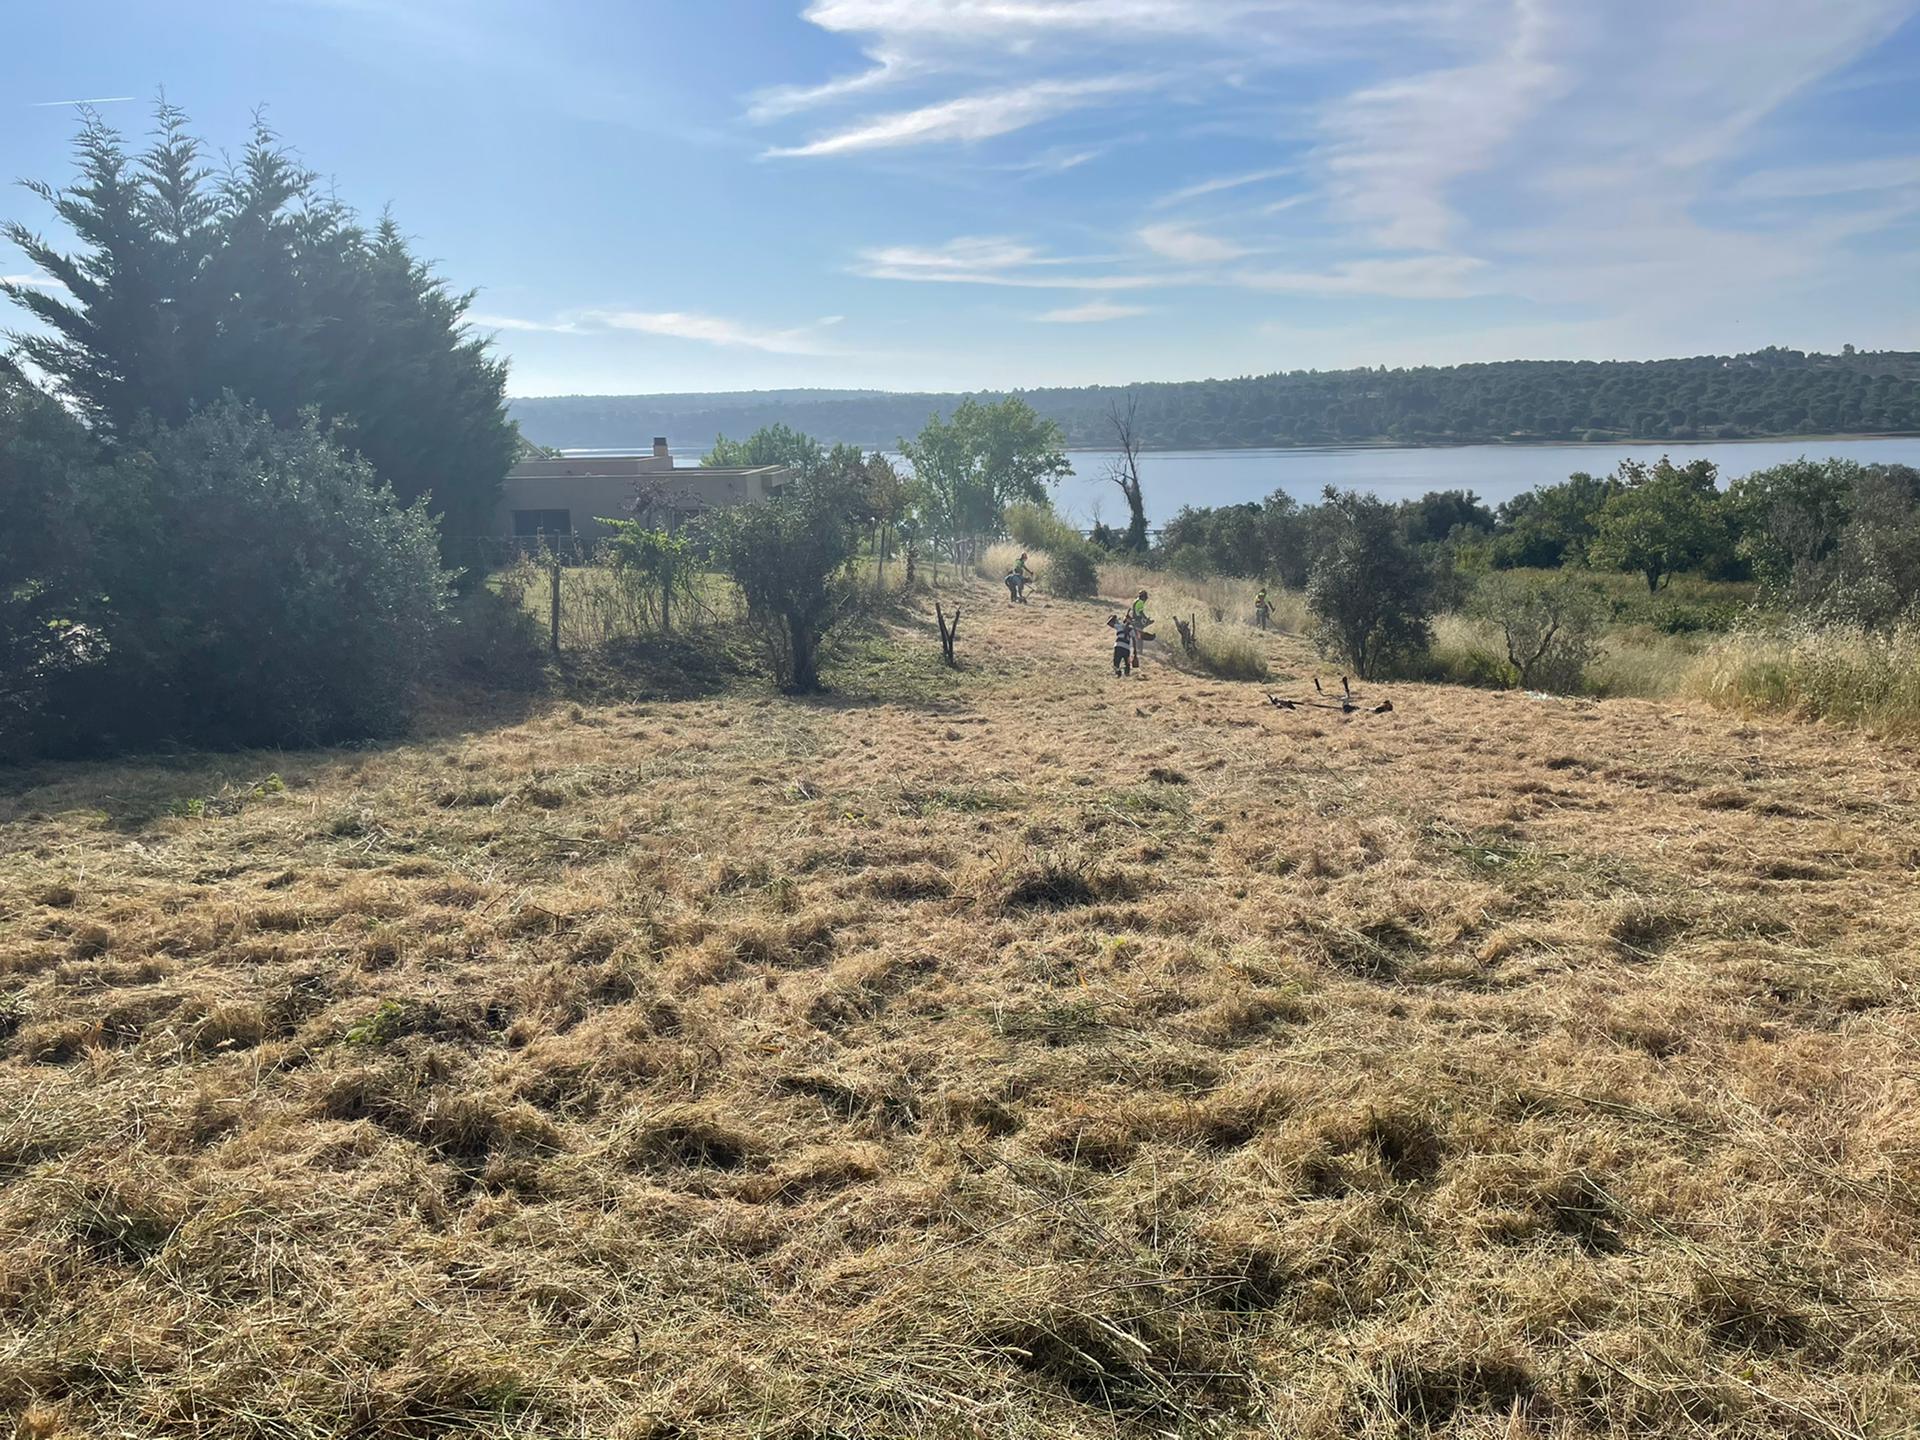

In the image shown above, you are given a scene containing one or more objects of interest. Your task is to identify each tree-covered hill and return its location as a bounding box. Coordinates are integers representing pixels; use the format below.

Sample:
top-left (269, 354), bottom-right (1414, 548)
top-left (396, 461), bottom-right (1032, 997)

top-left (510, 347), bottom-right (1920, 452)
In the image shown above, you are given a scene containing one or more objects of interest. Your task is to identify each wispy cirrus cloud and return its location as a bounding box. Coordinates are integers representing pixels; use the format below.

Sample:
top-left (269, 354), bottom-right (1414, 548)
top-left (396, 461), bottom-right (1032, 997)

top-left (745, 49), bottom-right (916, 122)
top-left (1726, 154), bottom-right (1920, 201)
top-left (1136, 222), bottom-right (1248, 263)
top-left (465, 308), bottom-right (844, 355)
top-left (766, 75), bottom-right (1144, 158)
top-left (1234, 255), bottom-right (1490, 299)
top-left (854, 236), bottom-right (1169, 289)
top-left (1034, 299), bottom-right (1148, 322)
top-left (1152, 165), bottom-right (1295, 208)
top-left (2, 274), bottom-right (70, 291)
top-left (27, 95), bottom-right (135, 107)
top-left (589, 310), bottom-right (842, 354)
top-left (467, 311), bottom-right (579, 333)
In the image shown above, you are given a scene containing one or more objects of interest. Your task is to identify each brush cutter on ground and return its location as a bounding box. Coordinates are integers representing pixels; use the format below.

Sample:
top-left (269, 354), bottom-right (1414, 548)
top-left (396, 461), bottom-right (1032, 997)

top-left (1266, 675), bottom-right (1393, 714)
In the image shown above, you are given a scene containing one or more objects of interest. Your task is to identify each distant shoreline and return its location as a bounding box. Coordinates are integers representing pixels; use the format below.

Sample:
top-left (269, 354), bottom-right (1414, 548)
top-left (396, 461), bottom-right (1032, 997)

top-left (561, 432), bottom-right (1920, 459)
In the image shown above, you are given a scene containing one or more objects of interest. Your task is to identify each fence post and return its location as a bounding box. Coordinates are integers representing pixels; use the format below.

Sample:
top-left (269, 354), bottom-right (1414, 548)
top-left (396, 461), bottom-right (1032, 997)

top-left (662, 511), bottom-right (676, 635)
top-left (549, 555), bottom-right (562, 655)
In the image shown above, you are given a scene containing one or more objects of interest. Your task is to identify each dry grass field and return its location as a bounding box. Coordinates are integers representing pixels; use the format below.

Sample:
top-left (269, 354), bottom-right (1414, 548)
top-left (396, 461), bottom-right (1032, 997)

top-left (3, 576), bottom-right (1918, 1438)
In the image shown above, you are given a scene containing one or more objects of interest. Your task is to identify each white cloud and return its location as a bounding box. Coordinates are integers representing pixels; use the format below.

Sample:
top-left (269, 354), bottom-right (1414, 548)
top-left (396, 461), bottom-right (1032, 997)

top-left (1235, 255), bottom-right (1491, 299)
top-left (1152, 165), bottom-right (1295, 208)
top-left (466, 311), bottom-right (579, 333)
top-left (1317, 0), bottom-right (1565, 251)
top-left (587, 310), bottom-right (838, 354)
top-left (1728, 155), bottom-right (1920, 201)
top-left (767, 75), bottom-right (1144, 157)
top-left (2, 273), bottom-right (70, 291)
top-left (1034, 299), bottom-right (1148, 322)
top-left (1136, 222), bottom-right (1248, 263)
top-left (854, 235), bottom-right (1169, 288)
top-left (745, 50), bottom-right (915, 122)
top-left (465, 308), bottom-right (843, 355)
top-left (798, 0), bottom-right (1297, 44)
top-left (26, 95), bottom-right (135, 107)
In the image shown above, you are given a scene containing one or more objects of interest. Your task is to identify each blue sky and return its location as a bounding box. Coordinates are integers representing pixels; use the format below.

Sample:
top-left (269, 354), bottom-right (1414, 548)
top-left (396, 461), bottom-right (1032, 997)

top-left (4, 0), bottom-right (1919, 396)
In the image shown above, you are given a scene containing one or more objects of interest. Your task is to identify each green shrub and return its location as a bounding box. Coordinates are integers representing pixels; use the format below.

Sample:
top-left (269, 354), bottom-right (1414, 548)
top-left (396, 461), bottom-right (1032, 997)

top-left (701, 469), bottom-right (861, 692)
top-left (1307, 490), bottom-right (1435, 678)
top-left (1167, 544), bottom-right (1211, 581)
top-left (1048, 544), bottom-right (1101, 600)
top-left (1004, 502), bottom-right (1086, 555)
top-left (1469, 571), bottom-right (1609, 692)
top-left (33, 399), bottom-right (452, 754)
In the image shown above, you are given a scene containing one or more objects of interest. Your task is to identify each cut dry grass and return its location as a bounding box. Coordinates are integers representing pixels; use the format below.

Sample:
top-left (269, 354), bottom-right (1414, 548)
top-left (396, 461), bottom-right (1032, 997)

top-left (3, 574), bottom-right (1918, 1437)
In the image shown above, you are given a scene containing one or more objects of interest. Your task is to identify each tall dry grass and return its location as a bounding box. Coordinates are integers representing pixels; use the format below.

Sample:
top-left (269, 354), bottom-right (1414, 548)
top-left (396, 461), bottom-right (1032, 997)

top-left (1688, 621), bottom-right (1920, 735)
top-left (1420, 614), bottom-right (1711, 698)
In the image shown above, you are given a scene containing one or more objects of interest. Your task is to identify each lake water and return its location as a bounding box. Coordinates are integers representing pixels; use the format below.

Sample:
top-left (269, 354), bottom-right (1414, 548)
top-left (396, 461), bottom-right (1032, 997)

top-left (563, 437), bottom-right (1920, 529)
top-left (1053, 438), bottom-right (1920, 527)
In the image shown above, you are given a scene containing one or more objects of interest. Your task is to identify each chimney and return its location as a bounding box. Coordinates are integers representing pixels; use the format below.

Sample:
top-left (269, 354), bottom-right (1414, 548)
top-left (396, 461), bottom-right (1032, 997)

top-left (652, 436), bottom-right (670, 461)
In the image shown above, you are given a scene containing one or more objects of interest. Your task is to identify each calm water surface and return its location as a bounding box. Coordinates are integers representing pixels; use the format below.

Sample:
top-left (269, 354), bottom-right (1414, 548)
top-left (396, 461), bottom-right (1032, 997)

top-left (1054, 438), bottom-right (1920, 526)
top-left (566, 438), bottom-right (1920, 528)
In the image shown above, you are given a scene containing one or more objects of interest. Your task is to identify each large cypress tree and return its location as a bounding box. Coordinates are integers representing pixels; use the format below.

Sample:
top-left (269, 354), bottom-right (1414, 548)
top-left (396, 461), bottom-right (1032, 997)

top-left (2, 102), bottom-right (517, 548)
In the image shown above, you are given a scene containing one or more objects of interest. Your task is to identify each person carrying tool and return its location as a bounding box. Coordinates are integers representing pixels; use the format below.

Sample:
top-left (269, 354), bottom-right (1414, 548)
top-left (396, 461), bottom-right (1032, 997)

top-left (1129, 590), bottom-right (1152, 672)
top-left (1254, 587), bottom-right (1271, 630)
top-left (1107, 613), bottom-right (1135, 676)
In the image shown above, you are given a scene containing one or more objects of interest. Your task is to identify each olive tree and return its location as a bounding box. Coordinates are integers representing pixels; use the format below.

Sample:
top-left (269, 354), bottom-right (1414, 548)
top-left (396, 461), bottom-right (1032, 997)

top-left (701, 469), bottom-right (863, 692)
top-left (1470, 571), bottom-right (1609, 692)
top-left (1306, 488), bottom-right (1435, 678)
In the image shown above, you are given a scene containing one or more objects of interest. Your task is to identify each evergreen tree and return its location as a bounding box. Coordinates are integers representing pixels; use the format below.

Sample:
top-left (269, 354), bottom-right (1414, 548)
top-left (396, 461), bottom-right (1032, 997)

top-left (2, 104), bottom-right (517, 552)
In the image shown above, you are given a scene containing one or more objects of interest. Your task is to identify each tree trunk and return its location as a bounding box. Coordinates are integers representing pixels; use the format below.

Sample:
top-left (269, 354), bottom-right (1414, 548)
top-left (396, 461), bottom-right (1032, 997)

top-left (788, 614), bottom-right (818, 692)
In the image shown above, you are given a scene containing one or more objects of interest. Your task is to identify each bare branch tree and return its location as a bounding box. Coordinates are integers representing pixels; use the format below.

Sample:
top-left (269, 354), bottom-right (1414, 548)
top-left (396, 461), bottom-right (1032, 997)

top-left (1104, 393), bottom-right (1149, 552)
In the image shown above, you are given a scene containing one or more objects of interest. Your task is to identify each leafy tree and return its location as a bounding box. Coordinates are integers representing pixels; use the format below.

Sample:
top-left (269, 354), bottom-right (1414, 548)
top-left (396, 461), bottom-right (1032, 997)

top-left (1492, 471), bottom-right (1622, 568)
top-left (1726, 458), bottom-right (1861, 599)
top-left (2, 104), bottom-right (517, 550)
top-left (1469, 571), bottom-right (1608, 692)
top-left (702, 422), bottom-right (826, 474)
top-left (1306, 488), bottom-right (1435, 678)
top-left (700, 468), bottom-right (863, 692)
top-left (1587, 457), bottom-right (1724, 592)
top-left (1804, 465), bottom-right (1920, 627)
top-left (29, 398), bottom-right (451, 754)
top-left (0, 372), bottom-right (117, 758)
top-left (859, 451), bottom-right (913, 588)
top-left (902, 397), bottom-right (1068, 564)
top-left (1402, 489), bottom-right (1493, 545)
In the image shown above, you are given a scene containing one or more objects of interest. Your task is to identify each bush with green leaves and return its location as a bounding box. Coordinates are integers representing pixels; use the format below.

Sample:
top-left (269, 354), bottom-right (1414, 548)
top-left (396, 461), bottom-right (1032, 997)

top-left (1469, 571), bottom-right (1609, 692)
top-left (1002, 501), bottom-right (1101, 599)
top-left (34, 398), bottom-right (452, 754)
top-left (603, 520), bottom-right (701, 632)
top-left (1046, 543), bottom-right (1101, 600)
top-left (1306, 489), bottom-right (1435, 678)
top-left (1, 371), bottom-right (115, 758)
top-left (1587, 457), bottom-right (1729, 593)
top-left (700, 470), bottom-right (862, 692)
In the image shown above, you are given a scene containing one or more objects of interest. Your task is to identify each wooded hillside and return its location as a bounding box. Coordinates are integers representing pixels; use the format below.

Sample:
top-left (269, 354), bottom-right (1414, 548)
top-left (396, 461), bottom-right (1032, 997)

top-left (510, 348), bottom-right (1920, 452)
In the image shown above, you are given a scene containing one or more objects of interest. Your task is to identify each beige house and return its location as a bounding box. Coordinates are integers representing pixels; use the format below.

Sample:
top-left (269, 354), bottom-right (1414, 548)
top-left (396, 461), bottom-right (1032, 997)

top-left (491, 437), bottom-right (788, 542)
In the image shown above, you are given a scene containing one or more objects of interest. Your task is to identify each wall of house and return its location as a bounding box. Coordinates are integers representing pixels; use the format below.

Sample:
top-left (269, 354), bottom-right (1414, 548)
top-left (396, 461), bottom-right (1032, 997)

top-left (489, 466), bottom-right (786, 538)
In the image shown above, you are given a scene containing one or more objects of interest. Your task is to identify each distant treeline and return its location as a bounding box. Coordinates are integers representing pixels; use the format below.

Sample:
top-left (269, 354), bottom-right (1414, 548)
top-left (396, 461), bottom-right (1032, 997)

top-left (510, 348), bottom-right (1920, 452)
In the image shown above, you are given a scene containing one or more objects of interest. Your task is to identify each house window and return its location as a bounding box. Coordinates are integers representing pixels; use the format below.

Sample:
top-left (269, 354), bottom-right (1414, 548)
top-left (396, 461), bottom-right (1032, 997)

top-left (512, 508), bottom-right (571, 537)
